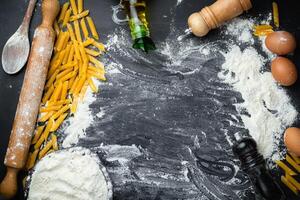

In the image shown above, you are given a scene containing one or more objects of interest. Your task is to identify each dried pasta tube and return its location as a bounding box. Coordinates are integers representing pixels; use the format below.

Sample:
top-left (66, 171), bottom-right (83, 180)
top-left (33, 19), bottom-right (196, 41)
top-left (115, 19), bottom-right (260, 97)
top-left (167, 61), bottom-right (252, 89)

top-left (88, 64), bottom-right (104, 74)
top-left (58, 2), bottom-right (70, 23)
top-left (70, 77), bottom-right (79, 93)
top-left (74, 74), bottom-right (87, 95)
top-left (74, 20), bottom-right (82, 43)
top-left (93, 40), bottom-right (106, 52)
top-left (67, 45), bottom-right (75, 63)
top-left (60, 81), bottom-right (69, 100)
top-left (40, 105), bottom-right (61, 113)
top-left (26, 149), bottom-right (39, 170)
top-left (38, 111), bottom-right (54, 123)
top-left (52, 134), bottom-right (58, 151)
top-left (70, 10), bottom-right (89, 21)
top-left (51, 113), bottom-right (68, 132)
top-left (54, 31), bottom-right (64, 51)
top-left (74, 42), bottom-right (82, 60)
top-left (70, 0), bottom-right (78, 15)
top-left (80, 18), bottom-right (89, 39)
top-left (67, 23), bottom-right (76, 42)
top-left (31, 126), bottom-right (45, 145)
top-left (56, 68), bottom-right (73, 80)
top-left (38, 140), bottom-right (53, 160)
top-left (34, 119), bottom-right (54, 149)
top-left (61, 32), bottom-right (70, 51)
top-left (62, 44), bottom-right (72, 65)
top-left (85, 48), bottom-right (100, 57)
top-left (42, 85), bottom-right (55, 104)
top-left (78, 0), bottom-right (83, 13)
top-left (79, 44), bottom-right (89, 63)
top-left (83, 37), bottom-right (94, 47)
top-left (62, 8), bottom-right (72, 27)
top-left (88, 55), bottom-right (104, 70)
top-left (45, 70), bottom-right (60, 89)
top-left (87, 70), bottom-right (106, 81)
top-left (50, 82), bottom-right (63, 102)
top-left (272, 2), bottom-right (279, 28)
top-left (52, 105), bottom-right (70, 120)
top-left (88, 78), bottom-right (98, 93)
top-left (86, 16), bottom-right (99, 40)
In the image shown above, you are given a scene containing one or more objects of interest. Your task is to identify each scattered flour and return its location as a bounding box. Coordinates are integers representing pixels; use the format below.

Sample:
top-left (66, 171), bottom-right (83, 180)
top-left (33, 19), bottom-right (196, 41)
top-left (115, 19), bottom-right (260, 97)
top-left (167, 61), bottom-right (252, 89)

top-left (62, 84), bottom-right (99, 148)
top-left (218, 45), bottom-right (297, 159)
top-left (176, 0), bottom-right (184, 6)
top-left (224, 18), bottom-right (255, 44)
top-left (28, 148), bottom-right (110, 200)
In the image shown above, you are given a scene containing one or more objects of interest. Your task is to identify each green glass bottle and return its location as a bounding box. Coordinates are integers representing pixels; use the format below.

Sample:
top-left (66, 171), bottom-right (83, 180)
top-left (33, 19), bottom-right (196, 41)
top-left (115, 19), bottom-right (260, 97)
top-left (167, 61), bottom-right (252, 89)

top-left (121, 0), bottom-right (156, 53)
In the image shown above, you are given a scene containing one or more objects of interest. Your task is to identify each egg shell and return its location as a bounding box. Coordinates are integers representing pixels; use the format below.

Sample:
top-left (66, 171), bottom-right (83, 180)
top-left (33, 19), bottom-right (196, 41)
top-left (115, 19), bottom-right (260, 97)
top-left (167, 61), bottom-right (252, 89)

top-left (265, 31), bottom-right (297, 55)
top-left (271, 57), bottom-right (298, 86)
top-left (284, 127), bottom-right (300, 157)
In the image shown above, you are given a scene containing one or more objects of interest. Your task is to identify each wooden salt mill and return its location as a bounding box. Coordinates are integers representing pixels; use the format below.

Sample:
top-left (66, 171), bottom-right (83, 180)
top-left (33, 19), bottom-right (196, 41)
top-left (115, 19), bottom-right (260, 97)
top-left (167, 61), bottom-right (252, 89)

top-left (0, 0), bottom-right (59, 198)
top-left (188, 0), bottom-right (252, 37)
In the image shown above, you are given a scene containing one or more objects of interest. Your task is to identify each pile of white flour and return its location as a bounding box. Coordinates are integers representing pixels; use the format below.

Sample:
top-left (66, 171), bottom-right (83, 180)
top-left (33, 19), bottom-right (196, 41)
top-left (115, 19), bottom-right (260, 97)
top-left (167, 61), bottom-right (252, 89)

top-left (28, 148), bottom-right (109, 200)
top-left (218, 45), bottom-right (297, 159)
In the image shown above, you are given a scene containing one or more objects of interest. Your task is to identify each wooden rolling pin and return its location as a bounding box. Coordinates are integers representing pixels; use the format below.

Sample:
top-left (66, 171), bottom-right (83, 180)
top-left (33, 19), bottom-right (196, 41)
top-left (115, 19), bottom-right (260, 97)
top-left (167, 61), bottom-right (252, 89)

top-left (188, 0), bottom-right (252, 37)
top-left (0, 0), bottom-right (59, 198)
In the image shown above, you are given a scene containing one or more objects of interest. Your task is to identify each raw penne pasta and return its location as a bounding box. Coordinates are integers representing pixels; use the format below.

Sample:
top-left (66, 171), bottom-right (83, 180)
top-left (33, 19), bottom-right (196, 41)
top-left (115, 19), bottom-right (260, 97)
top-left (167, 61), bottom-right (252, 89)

top-left (62, 8), bottom-right (72, 27)
top-left (68, 75), bottom-right (76, 89)
top-left (88, 64), bottom-right (104, 73)
top-left (85, 48), bottom-right (100, 57)
top-left (26, 149), bottom-right (39, 170)
top-left (31, 125), bottom-right (45, 144)
top-left (286, 155), bottom-right (300, 173)
top-left (60, 60), bottom-right (77, 71)
top-left (50, 81), bottom-right (63, 102)
top-left (60, 32), bottom-right (70, 52)
top-left (52, 134), bottom-right (58, 151)
top-left (88, 55), bottom-right (105, 70)
top-left (51, 113), bottom-right (68, 132)
top-left (83, 37), bottom-right (94, 47)
top-left (40, 105), bottom-right (61, 113)
top-left (67, 45), bottom-right (75, 63)
top-left (67, 23), bottom-right (77, 42)
top-left (80, 18), bottom-right (89, 39)
top-left (276, 160), bottom-right (297, 176)
top-left (86, 16), bottom-right (99, 40)
top-left (286, 174), bottom-right (300, 190)
top-left (70, 0), bottom-right (78, 15)
top-left (59, 71), bottom-right (76, 83)
top-left (88, 78), bottom-right (98, 93)
top-left (272, 2), bottom-right (279, 28)
top-left (54, 20), bottom-right (60, 36)
top-left (42, 85), bottom-right (55, 104)
top-left (48, 50), bottom-right (66, 79)
top-left (74, 42), bottom-right (82, 60)
top-left (56, 68), bottom-right (73, 80)
top-left (70, 77), bottom-right (79, 94)
top-left (62, 44), bottom-right (72, 64)
top-left (46, 150), bottom-right (55, 156)
top-left (74, 20), bottom-right (82, 43)
top-left (71, 96), bottom-right (79, 113)
top-left (87, 70), bottom-right (106, 81)
top-left (74, 74), bottom-right (87, 95)
top-left (79, 81), bottom-right (89, 100)
top-left (52, 105), bottom-right (70, 120)
top-left (47, 99), bottom-right (71, 107)
top-left (70, 10), bottom-right (89, 22)
top-left (36, 119), bottom-right (54, 149)
top-left (54, 31), bottom-right (64, 51)
top-left (77, 0), bottom-right (83, 14)
top-left (93, 40), bottom-right (106, 52)
top-left (58, 2), bottom-right (70, 23)
top-left (61, 81), bottom-right (69, 100)
top-left (50, 52), bottom-right (59, 67)
top-left (281, 176), bottom-right (298, 195)
top-left (46, 70), bottom-right (60, 89)
top-left (79, 44), bottom-right (89, 63)
top-left (38, 139), bottom-right (53, 159)
top-left (38, 111), bottom-right (55, 123)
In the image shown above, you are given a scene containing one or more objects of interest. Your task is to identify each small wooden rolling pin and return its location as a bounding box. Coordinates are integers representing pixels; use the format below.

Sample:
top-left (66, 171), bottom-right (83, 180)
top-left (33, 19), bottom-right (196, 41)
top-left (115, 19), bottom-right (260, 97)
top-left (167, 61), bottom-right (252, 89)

top-left (0, 0), bottom-right (59, 198)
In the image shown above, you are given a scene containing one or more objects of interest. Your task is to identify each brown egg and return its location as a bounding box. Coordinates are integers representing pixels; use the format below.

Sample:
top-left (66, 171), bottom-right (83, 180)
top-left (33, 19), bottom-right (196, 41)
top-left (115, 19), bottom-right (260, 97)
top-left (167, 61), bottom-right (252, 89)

top-left (284, 127), bottom-right (300, 156)
top-left (271, 57), bottom-right (298, 86)
top-left (265, 31), bottom-right (297, 55)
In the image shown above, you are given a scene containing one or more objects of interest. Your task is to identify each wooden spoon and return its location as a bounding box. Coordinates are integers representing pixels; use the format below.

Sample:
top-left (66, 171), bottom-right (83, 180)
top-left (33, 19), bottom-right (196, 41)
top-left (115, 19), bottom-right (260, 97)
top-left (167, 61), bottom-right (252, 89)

top-left (1, 0), bottom-right (37, 74)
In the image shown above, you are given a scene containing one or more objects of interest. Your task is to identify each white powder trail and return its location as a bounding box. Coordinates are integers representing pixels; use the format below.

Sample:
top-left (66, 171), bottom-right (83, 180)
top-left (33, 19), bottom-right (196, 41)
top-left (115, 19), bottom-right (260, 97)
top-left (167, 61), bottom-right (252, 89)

top-left (218, 45), bottom-right (297, 159)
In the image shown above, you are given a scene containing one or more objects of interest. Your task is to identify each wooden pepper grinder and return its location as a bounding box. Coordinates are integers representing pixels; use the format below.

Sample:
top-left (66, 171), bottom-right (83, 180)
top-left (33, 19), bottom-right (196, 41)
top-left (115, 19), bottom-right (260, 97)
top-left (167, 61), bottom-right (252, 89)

top-left (188, 0), bottom-right (252, 37)
top-left (0, 0), bottom-right (59, 198)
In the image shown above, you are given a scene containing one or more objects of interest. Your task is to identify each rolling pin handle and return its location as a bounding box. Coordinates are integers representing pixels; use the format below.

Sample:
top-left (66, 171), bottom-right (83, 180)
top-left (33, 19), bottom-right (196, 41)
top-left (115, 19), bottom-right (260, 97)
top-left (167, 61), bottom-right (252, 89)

top-left (41, 0), bottom-right (60, 27)
top-left (0, 167), bottom-right (19, 199)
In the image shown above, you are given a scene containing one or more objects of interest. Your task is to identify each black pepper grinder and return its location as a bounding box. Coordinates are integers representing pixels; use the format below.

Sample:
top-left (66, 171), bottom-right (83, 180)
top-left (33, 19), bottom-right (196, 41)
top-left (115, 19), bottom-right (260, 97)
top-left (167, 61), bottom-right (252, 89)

top-left (232, 137), bottom-right (286, 200)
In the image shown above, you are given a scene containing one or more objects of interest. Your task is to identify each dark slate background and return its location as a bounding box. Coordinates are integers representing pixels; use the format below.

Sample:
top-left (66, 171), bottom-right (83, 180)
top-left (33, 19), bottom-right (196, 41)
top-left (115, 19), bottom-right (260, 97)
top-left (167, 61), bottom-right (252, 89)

top-left (0, 0), bottom-right (300, 199)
